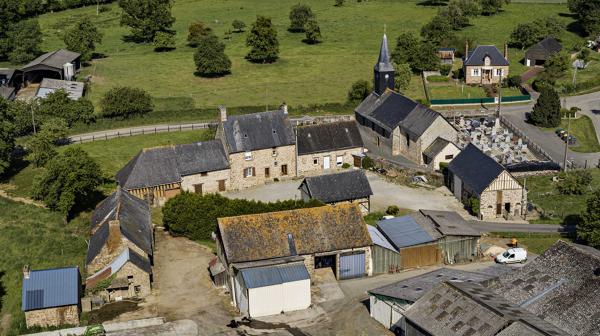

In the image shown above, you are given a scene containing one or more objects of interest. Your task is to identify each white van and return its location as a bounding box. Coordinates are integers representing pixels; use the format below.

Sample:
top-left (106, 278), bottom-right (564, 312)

top-left (495, 248), bottom-right (527, 264)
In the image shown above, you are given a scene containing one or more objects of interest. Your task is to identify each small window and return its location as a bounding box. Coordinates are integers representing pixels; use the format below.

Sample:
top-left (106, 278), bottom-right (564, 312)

top-left (313, 158), bottom-right (319, 165)
top-left (496, 69), bottom-right (503, 76)
top-left (272, 148), bottom-right (277, 157)
top-left (264, 167), bottom-right (270, 178)
top-left (244, 151), bottom-right (252, 161)
top-left (194, 184), bottom-right (203, 195)
top-left (336, 156), bottom-right (343, 167)
top-left (445, 154), bottom-right (454, 160)
top-left (473, 68), bottom-right (479, 76)
top-left (200, 172), bottom-right (208, 176)
top-left (243, 167), bottom-right (255, 178)
top-left (281, 164), bottom-right (288, 176)
top-left (134, 285), bottom-right (141, 294)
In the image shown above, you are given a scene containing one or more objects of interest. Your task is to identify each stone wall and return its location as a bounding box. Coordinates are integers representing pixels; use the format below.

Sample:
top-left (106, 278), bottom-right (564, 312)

top-left (357, 123), bottom-right (393, 155)
top-left (25, 305), bottom-right (79, 328)
top-left (479, 188), bottom-right (524, 220)
top-left (181, 168), bottom-right (231, 194)
top-left (428, 143), bottom-right (461, 170)
top-left (87, 223), bottom-right (150, 275)
top-left (305, 246), bottom-right (372, 280)
top-left (297, 147), bottom-right (363, 176)
top-left (464, 65), bottom-right (510, 85)
top-left (112, 261), bottom-right (152, 299)
top-left (228, 145), bottom-right (296, 190)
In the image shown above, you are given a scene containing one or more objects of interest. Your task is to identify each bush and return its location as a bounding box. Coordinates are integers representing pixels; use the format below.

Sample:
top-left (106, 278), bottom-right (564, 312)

top-left (557, 170), bottom-right (593, 195)
top-left (187, 21), bottom-right (212, 47)
top-left (335, 0), bottom-right (344, 6)
top-left (100, 87), bottom-right (154, 119)
top-left (465, 197), bottom-right (480, 216)
top-left (232, 20), bottom-right (246, 33)
top-left (483, 85), bottom-right (498, 98)
top-left (347, 80), bottom-right (372, 104)
top-left (427, 75), bottom-right (449, 83)
top-left (452, 68), bottom-right (462, 80)
top-left (37, 90), bottom-right (95, 126)
top-left (162, 193), bottom-right (323, 240)
top-left (361, 156), bottom-right (375, 170)
top-left (341, 162), bottom-right (351, 169)
top-left (153, 31), bottom-right (176, 52)
top-left (289, 4), bottom-right (314, 32)
top-left (386, 205), bottom-right (400, 216)
top-left (439, 64), bottom-right (452, 76)
top-left (507, 75), bottom-right (522, 88)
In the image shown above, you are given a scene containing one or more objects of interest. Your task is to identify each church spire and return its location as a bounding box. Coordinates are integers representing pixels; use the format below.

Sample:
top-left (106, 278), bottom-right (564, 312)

top-left (374, 33), bottom-right (395, 95)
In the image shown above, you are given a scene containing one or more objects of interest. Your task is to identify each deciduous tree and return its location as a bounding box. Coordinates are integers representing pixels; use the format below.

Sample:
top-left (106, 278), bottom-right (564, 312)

top-left (63, 17), bottom-right (103, 62)
top-left (232, 19), bottom-right (246, 33)
top-left (580, 189), bottom-right (600, 248)
top-left (391, 32), bottom-right (420, 71)
top-left (303, 17), bottom-right (322, 44)
top-left (440, 1), bottom-right (470, 30)
top-left (0, 97), bottom-right (15, 175)
top-left (567, 0), bottom-right (600, 36)
top-left (153, 31), bottom-right (176, 51)
top-left (118, 0), bottom-right (175, 42)
top-left (187, 21), bottom-right (212, 47)
top-left (246, 16), bottom-right (279, 63)
top-left (478, 0), bottom-right (509, 16)
top-left (7, 19), bottom-right (42, 64)
top-left (394, 63), bottom-right (412, 91)
top-left (289, 4), bottom-right (314, 32)
top-left (414, 42), bottom-right (441, 72)
top-left (38, 90), bottom-right (95, 126)
top-left (421, 15), bottom-right (455, 45)
top-left (556, 170), bottom-right (593, 195)
top-left (194, 34), bottom-right (231, 77)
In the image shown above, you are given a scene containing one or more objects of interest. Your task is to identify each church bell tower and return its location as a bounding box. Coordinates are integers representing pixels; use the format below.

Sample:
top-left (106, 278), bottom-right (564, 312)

top-left (374, 33), bottom-right (395, 95)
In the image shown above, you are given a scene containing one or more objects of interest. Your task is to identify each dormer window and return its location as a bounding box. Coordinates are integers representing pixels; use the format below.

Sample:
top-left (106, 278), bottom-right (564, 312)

top-left (244, 151), bottom-right (252, 161)
top-left (484, 56), bottom-right (491, 66)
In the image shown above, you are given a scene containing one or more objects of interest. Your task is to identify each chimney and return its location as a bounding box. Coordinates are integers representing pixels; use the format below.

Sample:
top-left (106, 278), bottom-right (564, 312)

top-left (504, 42), bottom-right (508, 61)
top-left (107, 219), bottom-right (121, 252)
top-left (281, 102), bottom-right (288, 114)
top-left (465, 41), bottom-right (469, 60)
top-left (218, 105), bottom-right (227, 122)
top-left (23, 265), bottom-right (30, 279)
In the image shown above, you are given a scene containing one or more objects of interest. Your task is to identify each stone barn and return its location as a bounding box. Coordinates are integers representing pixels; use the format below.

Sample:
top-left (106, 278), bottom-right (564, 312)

top-left (448, 144), bottom-right (526, 220)
top-left (298, 170), bottom-right (373, 213)
top-left (22, 266), bottom-right (81, 328)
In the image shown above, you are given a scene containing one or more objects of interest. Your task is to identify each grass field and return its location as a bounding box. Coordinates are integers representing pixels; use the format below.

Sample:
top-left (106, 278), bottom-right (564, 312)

top-left (561, 116), bottom-right (600, 153)
top-left (0, 197), bottom-right (89, 335)
top-left (520, 169), bottom-right (600, 224)
top-left (558, 52), bottom-right (600, 94)
top-left (428, 82), bottom-right (524, 99)
top-left (0, 0), bottom-right (579, 119)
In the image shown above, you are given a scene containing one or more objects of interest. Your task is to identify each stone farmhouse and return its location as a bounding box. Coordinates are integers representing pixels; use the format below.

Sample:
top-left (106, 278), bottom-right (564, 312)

top-left (448, 144), bottom-right (526, 220)
top-left (296, 120), bottom-right (365, 175)
top-left (463, 44), bottom-right (510, 85)
top-left (298, 170), bottom-right (373, 213)
top-left (214, 204), bottom-right (373, 317)
top-left (85, 188), bottom-right (153, 301)
top-left (524, 36), bottom-right (562, 67)
top-left (21, 266), bottom-right (81, 328)
top-left (355, 34), bottom-right (458, 165)
top-left (216, 106), bottom-right (296, 190)
top-left (116, 140), bottom-right (230, 206)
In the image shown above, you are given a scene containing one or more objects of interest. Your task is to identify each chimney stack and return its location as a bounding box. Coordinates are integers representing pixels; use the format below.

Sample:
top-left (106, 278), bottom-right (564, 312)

top-left (23, 265), bottom-right (30, 279)
top-left (281, 102), bottom-right (288, 115)
top-left (218, 105), bottom-right (227, 122)
top-left (504, 42), bottom-right (508, 60)
top-left (465, 41), bottom-right (469, 60)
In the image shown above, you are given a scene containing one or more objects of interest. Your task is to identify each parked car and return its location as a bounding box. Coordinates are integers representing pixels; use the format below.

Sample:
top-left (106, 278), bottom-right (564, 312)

top-left (495, 248), bottom-right (527, 264)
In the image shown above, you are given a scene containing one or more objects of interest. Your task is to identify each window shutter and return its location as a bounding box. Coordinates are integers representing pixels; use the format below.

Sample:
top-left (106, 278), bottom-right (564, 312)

top-left (252, 167), bottom-right (256, 176)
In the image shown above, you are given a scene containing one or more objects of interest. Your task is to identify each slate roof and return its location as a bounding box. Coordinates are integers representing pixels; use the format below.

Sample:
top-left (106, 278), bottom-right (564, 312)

top-left (449, 143), bottom-right (506, 195)
top-left (222, 110), bottom-right (295, 153)
top-left (21, 49), bottom-right (80, 71)
top-left (296, 121), bottom-right (363, 155)
top-left (87, 188), bottom-right (152, 265)
top-left (377, 214), bottom-right (440, 249)
top-left (368, 268), bottom-right (496, 303)
top-left (355, 90), bottom-right (443, 135)
top-left (486, 240), bottom-right (600, 336)
top-left (423, 137), bottom-right (454, 160)
top-left (404, 281), bottom-right (567, 336)
top-left (37, 78), bottom-right (84, 100)
top-left (22, 267), bottom-right (79, 311)
top-left (419, 210), bottom-right (480, 236)
top-left (374, 33), bottom-right (395, 72)
top-left (464, 45), bottom-right (509, 67)
top-left (217, 204), bottom-right (372, 264)
top-left (525, 37), bottom-right (562, 61)
top-left (116, 140), bottom-right (229, 190)
top-left (299, 170), bottom-right (373, 203)
top-left (240, 262), bottom-right (310, 289)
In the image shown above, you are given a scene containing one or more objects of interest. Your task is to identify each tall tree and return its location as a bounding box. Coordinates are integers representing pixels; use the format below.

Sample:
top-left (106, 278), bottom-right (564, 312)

top-left (580, 189), bottom-right (600, 248)
top-left (0, 0), bottom-right (21, 60)
top-left (421, 15), bottom-right (455, 45)
top-left (33, 147), bottom-right (102, 217)
top-left (194, 34), bottom-right (231, 77)
top-left (567, 0), bottom-right (600, 36)
top-left (540, 52), bottom-right (569, 83)
top-left (246, 16), bottom-right (279, 63)
top-left (118, 0), bottom-right (175, 42)
top-left (440, 1), bottom-right (470, 30)
top-left (63, 17), bottom-right (103, 62)
top-left (0, 97), bottom-right (15, 176)
top-left (289, 4), bottom-right (314, 32)
top-left (391, 32), bottom-right (420, 68)
top-left (187, 21), bottom-right (213, 47)
top-left (7, 19), bottom-right (42, 64)
top-left (303, 17), bottom-right (322, 44)
top-left (394, 63), bottom-right (412, 91)
top-left (414, 42), bottom-right (441, 72)
top-left (510, 23), bottom-right (544, 49)
top-left (529, 86), bottom-right (561, 128)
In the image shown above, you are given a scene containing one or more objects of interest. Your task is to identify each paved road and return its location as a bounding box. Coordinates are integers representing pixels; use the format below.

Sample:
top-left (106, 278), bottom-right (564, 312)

top-left (468, 220), bottom-right (575, 234)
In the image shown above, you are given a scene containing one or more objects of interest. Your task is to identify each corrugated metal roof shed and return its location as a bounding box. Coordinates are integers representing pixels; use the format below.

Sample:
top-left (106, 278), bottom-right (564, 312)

top-left (241, 263), bottom-right (309, 289)
top-left (377, 215), bottom-right (435, 249)
top-left (22, 267), bottom-right (79, 311)
top-left (367, 225), bottom-right (397, 252)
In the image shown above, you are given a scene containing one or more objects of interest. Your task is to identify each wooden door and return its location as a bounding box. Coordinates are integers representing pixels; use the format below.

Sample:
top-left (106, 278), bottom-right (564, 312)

top-left (401, 245), bottom-right (442, 269)
top-left (218, 180), bottom-right (226, 192)
top-left (265, 167), bottom-right (270, 178)
top-left (353, 156), bottom-right (361, 168)
top-left (496, 191), bottom-right (503, 215)
top-left (323, 156), bottom-right (330, 169)
top-left (281, 164), bottom-right (288, 176)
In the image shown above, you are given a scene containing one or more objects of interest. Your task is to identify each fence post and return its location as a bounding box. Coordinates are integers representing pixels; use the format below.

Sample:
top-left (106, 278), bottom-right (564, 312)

top-left (105, 134), bottom-right (107, 140)
top-left (180, 125), bottom-right (182, 131)
top-left (130, 129), bottom-right (132, 136)
top-left (117, 131), bottom-right (120, 138)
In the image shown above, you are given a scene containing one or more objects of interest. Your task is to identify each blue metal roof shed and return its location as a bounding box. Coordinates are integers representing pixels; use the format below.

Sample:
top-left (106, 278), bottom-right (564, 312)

top-left (240, 263), bottom-right (310, 289)
top-left (22, 267), bottom-right (80, 311)
top-left (377, 216), bottom-right (435, 250)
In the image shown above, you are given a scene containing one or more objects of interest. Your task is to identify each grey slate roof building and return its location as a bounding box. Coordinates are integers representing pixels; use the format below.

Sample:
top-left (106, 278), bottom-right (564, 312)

top-left (116, 140), bottom-right (230, 190)
top-left (404, 281), bottom-right (567, 336)
top-left (221, 110), bottom-right (295, 153)
top-left (298, 170), bottom-right (373, 203)
top-left (22, 266), bottom-right (80, 312)
top-left (463, 45), bottom-right (509, 67)
top-left (525, 37), bottom-right (562, 65)
top-left (448, 143), bottom-right (505, 195)
top-left (36, 78), bottom-right (84, 100)
top-left (296, 121), bottom-right (363, 156)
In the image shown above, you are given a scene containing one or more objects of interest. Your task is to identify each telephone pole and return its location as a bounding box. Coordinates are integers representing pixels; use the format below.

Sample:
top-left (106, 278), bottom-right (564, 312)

top-left (563, 98), bottom-right (570, 171)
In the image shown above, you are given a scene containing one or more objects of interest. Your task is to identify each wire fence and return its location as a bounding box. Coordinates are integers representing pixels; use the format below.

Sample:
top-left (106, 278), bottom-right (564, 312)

top-left (68, 122), bottom-right (218, 144)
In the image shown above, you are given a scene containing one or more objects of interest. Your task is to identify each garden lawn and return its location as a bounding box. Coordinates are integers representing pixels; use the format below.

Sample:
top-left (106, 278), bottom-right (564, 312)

top-left (562, 116), bottom-right (600, 153)
top-left (0, 1), bottom-right (577, 120)
top-left (519, 169), bottom-right (600, 224)
top-left (0, 197), bottom-right (89, 335)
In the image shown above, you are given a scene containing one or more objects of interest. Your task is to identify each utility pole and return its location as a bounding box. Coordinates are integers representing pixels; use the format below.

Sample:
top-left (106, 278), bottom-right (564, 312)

top-left (563, 98), bottom-right (570, 171)
top-left (30, 101), bottom-right (36, 135)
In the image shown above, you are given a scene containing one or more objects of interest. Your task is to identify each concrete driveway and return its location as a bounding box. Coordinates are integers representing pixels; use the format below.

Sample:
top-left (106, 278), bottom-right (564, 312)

top-left (223, 171), bottom-right (466, 214)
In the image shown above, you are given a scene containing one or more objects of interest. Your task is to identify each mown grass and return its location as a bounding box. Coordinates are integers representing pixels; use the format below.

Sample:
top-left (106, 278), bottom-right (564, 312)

top-left (560, 116), bottom-right (600, 153)
top-left (489, 232), bottom-right (573, 255)
top-left (519, 169), bottom-right (600, 225)
top-left (0, 197), bottom-right (89, 335)
top-left (0, 1), bottom-right (578, 119)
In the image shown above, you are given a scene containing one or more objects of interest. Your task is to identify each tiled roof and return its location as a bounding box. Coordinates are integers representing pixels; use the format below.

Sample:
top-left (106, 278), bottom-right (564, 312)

top-left (299, 170), bottom-right (373, 203)
top-left (449, 143), bottom-right (506, 195)
top-left (222, 110), bottom-right (295, 153)
top-left (22, 267), bottom-right (79, 311)
top-left (217, 204), bottom-right (372, 264)
top-left (296, 121), bottom-right (363, 155)
top-left (464, 45), bottom-right (509, 66)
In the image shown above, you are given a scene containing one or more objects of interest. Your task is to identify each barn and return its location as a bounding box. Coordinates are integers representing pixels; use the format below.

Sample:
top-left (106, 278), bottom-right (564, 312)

top-left (20, 49), bottom-right (81, 84)
top-left (524, 37), bottom-right (562, 67)
top-left (298, 170), bottom-right (373, 213)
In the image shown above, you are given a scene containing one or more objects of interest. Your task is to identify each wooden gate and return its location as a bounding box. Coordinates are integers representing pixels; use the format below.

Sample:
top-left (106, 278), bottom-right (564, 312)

top-left (400, 244), bottom-right (442, 270)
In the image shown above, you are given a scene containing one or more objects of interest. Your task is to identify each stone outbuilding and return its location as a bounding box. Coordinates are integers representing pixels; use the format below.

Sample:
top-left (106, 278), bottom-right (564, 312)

top-left (116, 140), bottom-right (230, 206)
top-left (355, 35), bottom-right (458, 164)
top-left (525, 37), bottom-right (562, 67)
top-left (85, 188), bottom-right (153, 300)
top-left (296, 120), bottom-right (365, 175)
top-left (217, 106), bottom-right (296, 190)
top-left (463, 44), bottom-right (509, 85)
top-left (298, 170), bottom-right (373, 213)
top-left (422, 137), bottom-right (461, 170)
top-left (22, 266), bottom-right (81, 328)
top-left (448, 144), bottom-right (526, 220)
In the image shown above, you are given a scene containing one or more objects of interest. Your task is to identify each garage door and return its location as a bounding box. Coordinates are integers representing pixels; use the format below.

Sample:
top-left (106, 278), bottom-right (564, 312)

top-left (339, 252), bottom-right (365, 280)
